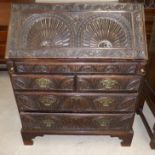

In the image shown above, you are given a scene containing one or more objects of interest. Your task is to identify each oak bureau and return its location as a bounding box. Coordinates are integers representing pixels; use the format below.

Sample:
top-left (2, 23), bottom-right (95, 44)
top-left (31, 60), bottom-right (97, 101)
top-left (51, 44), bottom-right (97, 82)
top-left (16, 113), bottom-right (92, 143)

top-left (6, 2), bottom-right (148, 146)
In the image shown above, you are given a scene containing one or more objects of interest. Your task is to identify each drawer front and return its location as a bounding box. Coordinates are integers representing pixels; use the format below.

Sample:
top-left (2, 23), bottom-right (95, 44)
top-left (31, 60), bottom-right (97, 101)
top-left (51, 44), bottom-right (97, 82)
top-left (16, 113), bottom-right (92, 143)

top-left (0, 44), bottom-right (5, 58)
top-left (20, 113), bottom-right (134, 131)
top-left (16, 92), bottom-right (137, 112)
top-left (14, 62), bottom-right (140, 74)
top-left (77, 75), bottom-right (141, 92)
top-left (11, 75), bottom-right (74, 91)
top-left (0, 31), bottom-right (7, 42)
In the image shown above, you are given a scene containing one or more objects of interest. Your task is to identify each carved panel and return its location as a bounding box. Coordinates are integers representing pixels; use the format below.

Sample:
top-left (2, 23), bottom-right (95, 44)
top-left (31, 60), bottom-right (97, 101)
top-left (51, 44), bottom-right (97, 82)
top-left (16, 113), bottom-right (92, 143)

top-left (6, 3), bottom-right (147, 59)
top-left (77, 75), bottom-right (141, 91)
top-left (11, 75), bottom-right (74, 90)
top-left (16, 93), bottom-right (137, 112)
top-left (20, 113), bottom-right (134, 131)
top-left (15, 62), bottom-right (138, 74)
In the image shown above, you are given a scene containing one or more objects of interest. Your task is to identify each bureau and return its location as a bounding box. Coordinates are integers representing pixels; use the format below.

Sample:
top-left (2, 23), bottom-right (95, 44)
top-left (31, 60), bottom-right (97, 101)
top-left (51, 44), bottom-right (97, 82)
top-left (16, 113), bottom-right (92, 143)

top-left (6, 2), bottom-right (148, 146)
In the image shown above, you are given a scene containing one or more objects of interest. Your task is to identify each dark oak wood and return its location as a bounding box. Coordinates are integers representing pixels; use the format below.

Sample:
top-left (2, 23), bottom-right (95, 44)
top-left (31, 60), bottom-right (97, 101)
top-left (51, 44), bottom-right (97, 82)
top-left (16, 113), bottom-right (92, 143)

top-left (15, 92), bottom-right (137, 112)
top-left (7, 3), bottom-right (147, 146)
top-left (20, 112), bottom-right (134, 131)
top-left (14, 61), bottom-right (142, 74)
top-left (21, 129), bottom-right (133, 146)
top-left (11, 74), bottom-right (74, 91)
top-left (77, 75), bottom-right (141, 92)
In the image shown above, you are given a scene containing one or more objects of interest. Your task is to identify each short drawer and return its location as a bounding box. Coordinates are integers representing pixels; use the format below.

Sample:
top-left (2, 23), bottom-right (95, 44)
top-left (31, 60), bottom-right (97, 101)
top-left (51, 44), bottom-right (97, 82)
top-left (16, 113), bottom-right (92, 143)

top-left (20, 112), bottom-right (134, 131)
top-left (14, 61), bottom-right (141, 74)
top-left (11, 75), bottom-right (74, 91)
top-left (77, 75), bottom-right (141, 92)
top-left (16, 92), bottom-right (137, 112)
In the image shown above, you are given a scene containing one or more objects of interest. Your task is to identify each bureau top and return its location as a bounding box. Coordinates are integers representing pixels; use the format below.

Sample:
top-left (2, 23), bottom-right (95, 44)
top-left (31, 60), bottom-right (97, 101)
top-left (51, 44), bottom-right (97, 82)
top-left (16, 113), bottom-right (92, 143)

top-left (6, 2), bottom-right (148, 60)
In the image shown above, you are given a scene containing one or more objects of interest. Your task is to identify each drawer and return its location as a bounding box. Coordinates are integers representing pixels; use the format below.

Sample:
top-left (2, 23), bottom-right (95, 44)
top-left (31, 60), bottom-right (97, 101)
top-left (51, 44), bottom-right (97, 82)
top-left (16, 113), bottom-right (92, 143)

top-left (0, 31), bottom-right (7, 43)
top-left (0, 44), bottom-right (5, 58)
top-left (77, 75), bottom-right (141, 92)
top-left (11, 75), bottom-right (74, 91)
top-left (20, 112), bottom-right (134, 131)
top-left (14, 61), bottom-right (140, 74)
top-left (16, 92), bottom-right (137, 112)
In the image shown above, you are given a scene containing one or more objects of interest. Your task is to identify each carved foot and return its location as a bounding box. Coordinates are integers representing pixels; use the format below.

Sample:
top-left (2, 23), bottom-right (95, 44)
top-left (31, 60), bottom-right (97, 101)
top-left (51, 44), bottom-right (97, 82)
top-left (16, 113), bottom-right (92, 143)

top-left (21, 131), bottom-right (35, 145)
top-left (21, 130), bottom-right (44, 145)
top-left (119, 131), bottom-right (133, 147)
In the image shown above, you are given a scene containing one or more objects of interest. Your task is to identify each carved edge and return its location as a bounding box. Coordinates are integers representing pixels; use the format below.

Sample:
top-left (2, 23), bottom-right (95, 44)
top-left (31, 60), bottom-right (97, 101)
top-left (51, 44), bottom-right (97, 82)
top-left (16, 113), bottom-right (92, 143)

top-left (21, 129), bottom-right (133, 146)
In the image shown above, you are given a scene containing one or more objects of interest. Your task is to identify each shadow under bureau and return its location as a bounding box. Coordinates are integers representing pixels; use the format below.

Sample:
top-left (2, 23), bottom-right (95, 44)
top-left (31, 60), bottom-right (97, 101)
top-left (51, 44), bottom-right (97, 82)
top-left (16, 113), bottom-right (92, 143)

top-left (6, 2), bottom-right (148, 146)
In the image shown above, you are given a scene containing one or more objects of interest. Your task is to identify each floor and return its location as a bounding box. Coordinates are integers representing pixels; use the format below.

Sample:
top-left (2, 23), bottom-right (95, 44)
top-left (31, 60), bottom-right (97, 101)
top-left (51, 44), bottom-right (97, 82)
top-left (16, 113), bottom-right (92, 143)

top-left (0, 71), bottom-right (154, 155)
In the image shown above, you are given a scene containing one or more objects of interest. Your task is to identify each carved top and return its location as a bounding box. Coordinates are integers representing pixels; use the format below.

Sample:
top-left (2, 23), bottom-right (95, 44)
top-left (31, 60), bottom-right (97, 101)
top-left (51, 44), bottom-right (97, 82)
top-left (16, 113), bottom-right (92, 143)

top-left (6, 2), bottom-right (148, 59)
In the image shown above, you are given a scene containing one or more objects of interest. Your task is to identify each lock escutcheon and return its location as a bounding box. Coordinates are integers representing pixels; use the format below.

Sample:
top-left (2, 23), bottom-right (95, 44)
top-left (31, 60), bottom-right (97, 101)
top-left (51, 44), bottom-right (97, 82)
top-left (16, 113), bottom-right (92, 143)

top-left (98, 98), bottom-right (113, 107)
top-left (97, 119), bottom-right (109, 127)
top-left (100, 79), bottom-right (119, 89)
top-left (39, 96), bottom-right (57, 107)
top-left (35, 78), bottom-right (53, 88)
top-left (43, 119), bottom-right (55, 128)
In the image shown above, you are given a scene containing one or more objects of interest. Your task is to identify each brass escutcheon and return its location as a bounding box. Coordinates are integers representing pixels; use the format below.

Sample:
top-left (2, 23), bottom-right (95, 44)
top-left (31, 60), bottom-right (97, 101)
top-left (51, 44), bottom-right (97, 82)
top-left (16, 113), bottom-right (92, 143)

top-left (35, 78), bottom-right (52, 88)
top-left (98, 98), bottom-right (113, 107)
top-left (97, 119), bottom-right (109, 127)
top-left (43, 119), bottom-right (55, 128)
top-left (39, 96), bottom-right (57, 107)
top-left (100, 79), bottom-right (119, 89)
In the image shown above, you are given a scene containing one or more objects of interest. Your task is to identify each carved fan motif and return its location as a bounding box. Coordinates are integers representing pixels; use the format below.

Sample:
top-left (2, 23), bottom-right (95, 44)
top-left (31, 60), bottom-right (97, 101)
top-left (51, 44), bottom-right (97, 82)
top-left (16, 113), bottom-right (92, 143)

top-left (23, 14), bottom-right (74, 49)
top-left (79, 17), bottom-right (129, 48)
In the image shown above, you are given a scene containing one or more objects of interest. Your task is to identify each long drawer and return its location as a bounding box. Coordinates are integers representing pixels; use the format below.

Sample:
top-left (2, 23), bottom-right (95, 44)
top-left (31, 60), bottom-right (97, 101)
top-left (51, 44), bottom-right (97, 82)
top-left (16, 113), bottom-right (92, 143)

top-left (20, 112), bottom-right (134, 131)
top-left (14, 61), bottom-right (145, 74)
top-left (11, 74), bottom-right (74, 91)
top-left (15, 92), bottom-right (137, 112)
top-left (77, 75), bottom-right (141, 92)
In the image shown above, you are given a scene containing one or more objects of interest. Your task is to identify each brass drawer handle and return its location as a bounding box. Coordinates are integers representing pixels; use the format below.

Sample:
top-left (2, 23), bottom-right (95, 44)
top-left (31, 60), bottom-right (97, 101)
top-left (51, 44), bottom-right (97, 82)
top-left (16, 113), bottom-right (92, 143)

top-left (39, 96), bottom-right (57, 107)
top-left (43, 119), bottom-right (55, 128)
top-left (98, 98), bottom-right (113, 107)
top-left (35, 78), bottom-right (53, 88)
top-left (100, 79), bottom-right (119, 89)
top-left (97, 119), bottom-right (109, 127)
